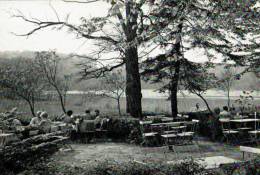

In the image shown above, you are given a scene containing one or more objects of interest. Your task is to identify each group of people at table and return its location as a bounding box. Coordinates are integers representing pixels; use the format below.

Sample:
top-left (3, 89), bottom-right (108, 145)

top-left (213, 105), bottom-right (260, 143)
top-left (1, 108), bottom-right (109, 143)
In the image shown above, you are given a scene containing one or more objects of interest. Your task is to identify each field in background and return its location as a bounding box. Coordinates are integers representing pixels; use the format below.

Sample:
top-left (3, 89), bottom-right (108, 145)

top-left (1, 93), bottom-right (259, 118)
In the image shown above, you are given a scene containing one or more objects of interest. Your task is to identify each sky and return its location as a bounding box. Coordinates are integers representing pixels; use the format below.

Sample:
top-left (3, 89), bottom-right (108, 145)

top-left (0, 0), bottom-right (111, 53)
top-left (0, 0), bottom-right (221, 63)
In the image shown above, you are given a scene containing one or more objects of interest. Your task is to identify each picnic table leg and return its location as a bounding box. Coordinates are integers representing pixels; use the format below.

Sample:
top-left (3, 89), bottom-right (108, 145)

top-left (167, 138), bottom-right (174, 151)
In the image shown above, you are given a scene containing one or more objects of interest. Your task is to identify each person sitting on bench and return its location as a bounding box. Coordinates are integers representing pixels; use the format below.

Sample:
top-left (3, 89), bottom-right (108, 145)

top-left (39, 112), bottom-right (52, 134)
top-left (30, 111), bottom-right (42, 128)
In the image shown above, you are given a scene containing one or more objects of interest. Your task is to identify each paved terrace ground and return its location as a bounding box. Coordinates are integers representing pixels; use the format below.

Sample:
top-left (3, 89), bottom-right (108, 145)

top-left (52, 138), bottom-right (249, 167)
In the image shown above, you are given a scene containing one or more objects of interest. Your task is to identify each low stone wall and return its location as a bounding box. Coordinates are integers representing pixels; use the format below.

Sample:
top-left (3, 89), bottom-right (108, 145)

top-left (0, 131), bottom-right (67, 174)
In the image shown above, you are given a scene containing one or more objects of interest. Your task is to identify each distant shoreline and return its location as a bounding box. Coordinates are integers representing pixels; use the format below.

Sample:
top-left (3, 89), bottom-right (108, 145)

top-left (60, 89), bottom-right (260, 99)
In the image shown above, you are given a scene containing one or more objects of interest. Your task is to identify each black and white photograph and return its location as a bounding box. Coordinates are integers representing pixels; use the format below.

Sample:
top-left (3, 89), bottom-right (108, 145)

top-left (0, 0), bottom-right (260, 174)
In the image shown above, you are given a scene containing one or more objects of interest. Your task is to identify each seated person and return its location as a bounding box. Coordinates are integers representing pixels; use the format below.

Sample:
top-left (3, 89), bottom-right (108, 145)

top-left (219, 106), bottom-right (231, 118)
top-left (77, 117), bottom-right (95, 143)
top-left (94, 109), bottom-right (102, 128)
top-left (30, 111), bottom-right (42, 128)
top-left (84, 109), bottom-right (92, 120)
top-left (100, 116), bottom-right (110, 130)
top-left (12, 118), bottom-right (22, 127)
top-left (7, 117), bottom-right (22, 131)
top-left (63, 110), bottom-right (74, 125)
top-left (190, 103), bottom-right (201, 112)
top-left (39, 112), bottom-right (52, 133)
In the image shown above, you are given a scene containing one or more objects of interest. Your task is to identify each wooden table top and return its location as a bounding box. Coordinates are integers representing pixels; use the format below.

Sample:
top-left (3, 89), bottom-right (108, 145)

top-left (0, 133), bottom-right (14, 137)
top-left (230, 118), bottom-right (260, 123)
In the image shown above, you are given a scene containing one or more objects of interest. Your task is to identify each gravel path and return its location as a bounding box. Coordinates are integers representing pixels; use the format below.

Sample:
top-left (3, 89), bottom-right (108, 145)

top-left (52, 139), bottom-right (242, 166)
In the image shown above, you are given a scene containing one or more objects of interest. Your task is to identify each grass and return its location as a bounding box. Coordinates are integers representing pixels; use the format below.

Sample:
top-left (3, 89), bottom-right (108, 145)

top-left (1, 94), bottom-right (259, 119)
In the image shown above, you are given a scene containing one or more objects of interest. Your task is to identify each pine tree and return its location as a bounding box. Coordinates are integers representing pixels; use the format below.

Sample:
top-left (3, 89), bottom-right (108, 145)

top-left (142, 0), bottom-right (260, 117)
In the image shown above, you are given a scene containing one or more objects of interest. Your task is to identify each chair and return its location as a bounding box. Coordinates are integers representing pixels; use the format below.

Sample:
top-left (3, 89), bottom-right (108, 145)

top-left (160, 122), bottom-right (180, 149)
top-left (139, 121), bottom-right (152, 133)
top-left (248, 118), bottom-right (260, 144)
top-left (176, 120), bottom-right (197, 145)
top-left (78, 120), bottom-right (95, 143)
top-left (142, 132), bottom-right (159, 146)
top-left (219, 118), bottom-right (239, 144)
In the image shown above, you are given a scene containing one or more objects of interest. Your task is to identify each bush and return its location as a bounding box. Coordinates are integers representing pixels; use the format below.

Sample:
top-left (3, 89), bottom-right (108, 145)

top-left (106, 117), bottom-right (139, 140)
top-left (187, 111), bottom-right (222, 141)
top-left (19, 158), bottom-right (218, 175)
top-left (128, 126), bottom-right (143, 144)
top-left (220, 157), bottom-right (260, 175)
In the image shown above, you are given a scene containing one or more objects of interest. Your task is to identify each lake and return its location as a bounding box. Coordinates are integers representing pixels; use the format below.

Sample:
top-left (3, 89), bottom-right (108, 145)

top-left (66, 89), bottom-right (260, 99)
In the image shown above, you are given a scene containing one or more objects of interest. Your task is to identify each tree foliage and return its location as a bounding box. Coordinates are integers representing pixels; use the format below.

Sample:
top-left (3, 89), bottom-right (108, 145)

top-left (141, 0), bottom-right (260, 117)
top-left (13, 0), bottom-right (152, 118)
top-left (217, 65), bottom-right (240, 109)
top-left (35, 51), bottom-right (72, 113)
top-left (100, 70), bottom-right (126, 116)
top-left (0, 58), bottom-right (46, 116)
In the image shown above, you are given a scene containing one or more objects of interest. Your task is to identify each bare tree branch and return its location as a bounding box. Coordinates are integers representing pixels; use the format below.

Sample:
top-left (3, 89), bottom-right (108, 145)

top-left (13, 13), bottom-right (119, 44)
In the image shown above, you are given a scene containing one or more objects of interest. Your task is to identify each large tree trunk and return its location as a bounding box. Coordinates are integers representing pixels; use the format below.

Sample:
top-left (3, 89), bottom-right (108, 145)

top-left (197, 93), bottom-right (213, 114)
top-left (117, 98), bottom-right (121, 116)
top-left (27, 100), bottom-right (35, 117)
top-left (227, 87), bottom-right (230, 110)
top-left (169, 21), bottom-right (183, 118)
top-left (55, 87), bottom-right (66, 114)
top-left (170, 61), bottom-right (180, 118)
top-left (125, 46), bottom-right (142, 118)
top-left (124, 0), bottom-right (142, 118)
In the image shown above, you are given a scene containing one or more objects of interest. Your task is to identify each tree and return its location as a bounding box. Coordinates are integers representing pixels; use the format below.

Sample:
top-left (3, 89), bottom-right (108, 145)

top-left (142, 0), bottom-right (260, 117)
top-left (13, 0), bottom-right (260, 118)
top-left (235, 90), bottom-right (254, 114)
top-left (183, 62), bottom-right (217, 114)
top-left (218, 65), bottom-right (239, 109)
top-left (100, 70), bottom-right (125, 116)
top-left (0, 58), bottom-right (46, 116)
top-left (141, 0), bottom-right (213, 117)
top-left (13, 0), bottom-right (151, 118)
top-left (35, 51), bottom-right (72, 114)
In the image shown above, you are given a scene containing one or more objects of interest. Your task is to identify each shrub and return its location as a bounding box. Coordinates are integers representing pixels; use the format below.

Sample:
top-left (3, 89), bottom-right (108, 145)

top-left (19, 158), bottom-right (219, 175)
top-left (152, 117), bottom-right (162, 124)
top-left (220, 157), bottom-right (260, 175)
top-left (187, 111), bottom-right (222, 141)
top-left (128, 126), bottom-right (143, 144)
top-left (107, 117), bottom-right (139, 140)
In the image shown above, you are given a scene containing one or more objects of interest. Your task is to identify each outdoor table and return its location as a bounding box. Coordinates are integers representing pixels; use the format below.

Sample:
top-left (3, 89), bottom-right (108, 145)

top-left (58, 123), bottom-right (69, 131)
top-left (161, 117), bottom-right (173, 122)
top-left (146, 115), bottom-right (165, 120)
top-left (139, 121), bottom-right (153, 125)
top-left (150, 123), bottom-right (165, 127)
top-left (171, 126), bottom-right (186, 130)
top-left (0, 133), bottom-right (19, 147)
top-left (230, 119), bottom-right (260, 123)
top-left (175, 115), bottom-right (189, 121)
top-left (229, 119), bottom-right (260, 142)
top-left (150, 122), bottom-right (184, 127)
top-left (143, 132), bottom-right (157, 137)
top-left (140, 121), bottom-right (153, 133)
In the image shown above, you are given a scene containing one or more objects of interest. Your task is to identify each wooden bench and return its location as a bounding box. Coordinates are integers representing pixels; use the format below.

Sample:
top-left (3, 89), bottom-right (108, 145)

top-left (240, 146), bottom-right (260, 160)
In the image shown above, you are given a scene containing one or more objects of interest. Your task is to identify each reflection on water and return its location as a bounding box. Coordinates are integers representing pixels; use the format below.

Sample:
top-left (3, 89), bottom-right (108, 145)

top-left (66, 89), bottom-right (260, 99)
